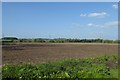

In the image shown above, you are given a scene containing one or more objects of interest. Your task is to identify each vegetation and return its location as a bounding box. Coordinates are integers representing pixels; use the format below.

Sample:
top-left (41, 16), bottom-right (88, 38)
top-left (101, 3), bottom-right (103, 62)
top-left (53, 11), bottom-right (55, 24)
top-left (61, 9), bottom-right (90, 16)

top-left (1, 37), bottom-right (18, 45)
top-left (17, 38), bottom-right (120, 43)
top-left (1, 37), bottom-right (120, 44)
top-left (2, 55), bottom-right (119, 79)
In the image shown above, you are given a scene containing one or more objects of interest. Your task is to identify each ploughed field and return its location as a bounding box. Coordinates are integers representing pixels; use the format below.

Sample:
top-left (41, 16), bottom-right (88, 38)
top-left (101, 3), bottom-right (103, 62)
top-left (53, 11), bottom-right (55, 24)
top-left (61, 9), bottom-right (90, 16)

top-left (2, 43), bottom-right (118, 64)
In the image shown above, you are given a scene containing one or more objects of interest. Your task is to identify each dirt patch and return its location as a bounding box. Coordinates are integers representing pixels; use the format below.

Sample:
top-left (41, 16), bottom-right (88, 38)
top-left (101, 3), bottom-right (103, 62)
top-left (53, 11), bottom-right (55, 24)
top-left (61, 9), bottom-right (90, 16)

top-left (2, 43), bottom-right (118, 64)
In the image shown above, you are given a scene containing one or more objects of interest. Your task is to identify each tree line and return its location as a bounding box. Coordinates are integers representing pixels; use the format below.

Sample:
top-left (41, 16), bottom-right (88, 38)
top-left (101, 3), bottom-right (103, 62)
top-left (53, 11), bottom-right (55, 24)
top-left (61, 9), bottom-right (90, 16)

top-left (1, 37), bottom-right (120, 44)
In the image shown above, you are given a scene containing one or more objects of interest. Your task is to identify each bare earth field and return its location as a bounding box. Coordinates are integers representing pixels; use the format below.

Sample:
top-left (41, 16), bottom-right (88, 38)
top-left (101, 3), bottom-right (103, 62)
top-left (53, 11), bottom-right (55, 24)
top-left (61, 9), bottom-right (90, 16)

top-left (2, 43), bottom-right (118, 64)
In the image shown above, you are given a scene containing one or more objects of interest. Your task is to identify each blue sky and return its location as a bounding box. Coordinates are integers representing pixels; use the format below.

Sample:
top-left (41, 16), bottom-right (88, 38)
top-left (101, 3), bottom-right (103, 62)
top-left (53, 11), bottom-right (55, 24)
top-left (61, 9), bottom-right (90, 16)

top-left (2, 2), bottom-right (118, 39)
top-left (1, 0), bottom-right (119, 2)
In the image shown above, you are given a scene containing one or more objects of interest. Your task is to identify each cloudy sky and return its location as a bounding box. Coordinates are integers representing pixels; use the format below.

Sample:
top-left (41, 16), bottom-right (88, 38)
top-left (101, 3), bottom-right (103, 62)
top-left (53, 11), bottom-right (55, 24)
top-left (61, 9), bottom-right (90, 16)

top-left (2, 2), bottom-right (118, 39)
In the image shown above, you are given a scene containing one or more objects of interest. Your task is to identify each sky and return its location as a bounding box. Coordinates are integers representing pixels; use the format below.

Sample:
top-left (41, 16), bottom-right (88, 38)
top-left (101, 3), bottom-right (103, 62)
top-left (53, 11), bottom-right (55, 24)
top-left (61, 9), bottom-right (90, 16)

top-left (2, 2), bottom-right (118, 39)
top-left (1, 0), bottom-right (120, 2)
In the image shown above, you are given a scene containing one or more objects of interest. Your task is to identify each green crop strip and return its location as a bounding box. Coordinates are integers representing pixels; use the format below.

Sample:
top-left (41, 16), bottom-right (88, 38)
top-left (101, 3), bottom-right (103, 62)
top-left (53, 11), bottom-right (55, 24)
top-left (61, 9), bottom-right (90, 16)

top-left (2, 55), bottom-right (119, 79)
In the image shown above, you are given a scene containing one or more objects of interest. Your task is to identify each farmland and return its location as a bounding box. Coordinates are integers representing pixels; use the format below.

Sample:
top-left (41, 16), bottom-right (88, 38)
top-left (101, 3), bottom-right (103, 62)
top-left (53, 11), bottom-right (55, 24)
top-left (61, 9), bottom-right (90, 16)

top-left (2, 43), bottom-right (118, 64)
top-left (2, 43), bottom-right (119, 79)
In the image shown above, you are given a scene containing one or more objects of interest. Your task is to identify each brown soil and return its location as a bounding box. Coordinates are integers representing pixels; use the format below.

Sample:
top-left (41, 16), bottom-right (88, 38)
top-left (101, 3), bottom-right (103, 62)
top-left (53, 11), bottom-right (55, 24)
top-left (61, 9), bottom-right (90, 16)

top-left (2, 43), bottom-right (118, 64)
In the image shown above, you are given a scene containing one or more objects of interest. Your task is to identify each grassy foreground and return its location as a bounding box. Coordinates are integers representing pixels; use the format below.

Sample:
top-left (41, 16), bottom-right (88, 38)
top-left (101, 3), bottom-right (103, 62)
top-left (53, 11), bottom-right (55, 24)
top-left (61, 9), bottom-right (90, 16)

top-left (2, 55), bottom-right (119, 79)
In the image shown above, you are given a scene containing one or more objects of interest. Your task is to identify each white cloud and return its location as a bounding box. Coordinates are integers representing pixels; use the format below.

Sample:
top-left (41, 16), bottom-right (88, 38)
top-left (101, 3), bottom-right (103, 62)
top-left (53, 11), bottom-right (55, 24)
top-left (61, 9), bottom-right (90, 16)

top-left (80, 12), bottom-right (108, 18)
top-left (87, 21), bottom-right (118, 28)
top-left (112, 4), bottom-right (118, 9)
top-left (87, 23), bottom-right (102, 27)
top-left (72, 21), bottom-right (118, 29)
top-left (88, 12), bottom-right (107, 18)
top-left (88, 23), bottom-right (93, 26)
top-left (104, 21), bottom-right (118, 27)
